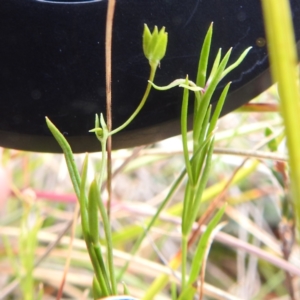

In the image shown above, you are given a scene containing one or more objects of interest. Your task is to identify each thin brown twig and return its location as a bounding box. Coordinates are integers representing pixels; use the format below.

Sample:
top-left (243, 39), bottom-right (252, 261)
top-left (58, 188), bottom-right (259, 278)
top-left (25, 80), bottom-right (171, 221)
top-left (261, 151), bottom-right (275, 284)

top-left (105, 0), bottom-right (116, 218)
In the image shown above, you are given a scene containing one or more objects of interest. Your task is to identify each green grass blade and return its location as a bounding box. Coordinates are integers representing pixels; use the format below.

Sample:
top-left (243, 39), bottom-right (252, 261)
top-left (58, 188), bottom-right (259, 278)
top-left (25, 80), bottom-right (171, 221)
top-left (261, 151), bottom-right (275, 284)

top-left (80, 154), bottom-right (91, 241)
top-left (193, 101), bottom-right (211, 150)
top-left (182, 182), bottom-right (193, 234)
top-left (90, 179), bottom-right (117, 294)
top-left (87, 246), bottom-right (110, 297)
top-left (92, 276), bottom-right (103, 299)
top-left (186, 205), bottom-right (226, 287)
top-left (196, 23), bottom-right (213, 88)
top-left (186, 139), bottom-right (215, 234)
top-left (221, 47), bottom-right (252, 79)
top-left (88, 174), bottom-right (100, 245)
top-left (181, 76), bottom-right (194, 185)
top-left (208, 82), bottom-right (231, 134)
top-left (200, 48), bottom-right (231, 110)
top-left (206, 48), bottom-right (222, 87)
top-left (178, 286), bottom-right (195, 300)
top-left (93, 243), bottom-right (112, 295)
top-left (45, 117), bottom-right (81, 198)
top-left (197, 48), bottom-right (231, 129)
top-left (192, 106), bottom-right (211, 180)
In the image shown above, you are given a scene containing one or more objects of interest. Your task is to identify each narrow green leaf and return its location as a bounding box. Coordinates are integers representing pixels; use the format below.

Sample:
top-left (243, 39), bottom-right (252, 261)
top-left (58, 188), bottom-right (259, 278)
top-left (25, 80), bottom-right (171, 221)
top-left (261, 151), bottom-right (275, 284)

top-left (171, 282), bottom-right (177, 300)
top-left (93, 243), bottom-right (112, 294)
top-left (87, 246), bottom-right (110, 297)
top-left (79, 154), bottom-right (91, 241)
top-left (187, 205), bottom-right (226, 287)
top-left (208, 82), bottom-right (231, 134)
top-left (178, 83), bottom-right (203, 91)
top-left (192, 106), bottom-right (212, 181)
top-left (222, 47), bottom-right (252, 79)
top-left (182, 182), bottom-right (193, 235)
top-left (92, 276), bottom-right (103, 299)
top-left (181, 76), bottom-right (194, 185)
top-left (186, 139), bottom-right (215, 234)
top-left (46, 117), bottom-right (81, 198)
top-left (200, 48), bottom-right (232, 114)
top-left (193, 104), bottom-right (211, 150)
top-left (122, 282), bottom-right (130, 295)
top-left (178, 285), bottom-right (196, 300)
top-left (181, 234), bottom-right (188, 289)
top-left (196, 48), bottom-right (227, 131)
top-left (206, 48), bottom-right (222, 87)
top-left (91, 179), bottom-right (118, 294)
top-left (196, 23), bottom-right (213, 88)
top-left (149, 79), bottom-right (185, 90)
top-left (88, 178), bottom-right (100, 244)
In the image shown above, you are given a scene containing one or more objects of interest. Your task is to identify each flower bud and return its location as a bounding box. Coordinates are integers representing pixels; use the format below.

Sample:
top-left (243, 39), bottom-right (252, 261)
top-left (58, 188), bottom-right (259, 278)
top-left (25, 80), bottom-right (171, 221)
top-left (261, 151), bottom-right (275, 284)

top-left (143, 24), bottom-right (168, 68)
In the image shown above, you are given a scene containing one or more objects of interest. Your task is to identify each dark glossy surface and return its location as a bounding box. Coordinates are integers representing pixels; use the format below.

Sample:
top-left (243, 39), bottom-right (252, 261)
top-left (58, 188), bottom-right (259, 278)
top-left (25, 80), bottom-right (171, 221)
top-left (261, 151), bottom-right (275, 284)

top-left (0, 0), bottom-right (299, 152)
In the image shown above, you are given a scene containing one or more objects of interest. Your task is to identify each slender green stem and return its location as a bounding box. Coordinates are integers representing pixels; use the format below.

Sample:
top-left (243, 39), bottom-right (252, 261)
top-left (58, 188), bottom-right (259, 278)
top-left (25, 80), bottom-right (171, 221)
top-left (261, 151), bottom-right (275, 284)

top-left (181, 182), bottom-right (193, 234)
top-left (181, 78), bottom-right (194, 186)
top-left (80, 155), bottom-right (92, 242)
top-left (186, 139), bottom-right (214, 234)
top-left (99, 138), bottom-right (107, 186)
top-left (208, 82), bottom-right (231, 135)
top-left (192, 106), bottom-right (211, 180)
top-left (91, 179), bottom-right (117, 294)
top-left (87, 245), bottom-right (110, 297)
top-left (221, 47), bottom-right (252, 79)
top-left (181, 234), bottom-right (188, 290)
top-left (93, 243), bottom-right (112, 294)
top-left (117, 165), bottom-right (187, 281)
top-left (261, 0), bottom-right (300, 236)
top-left (109, 65), bottom-right (157, 136)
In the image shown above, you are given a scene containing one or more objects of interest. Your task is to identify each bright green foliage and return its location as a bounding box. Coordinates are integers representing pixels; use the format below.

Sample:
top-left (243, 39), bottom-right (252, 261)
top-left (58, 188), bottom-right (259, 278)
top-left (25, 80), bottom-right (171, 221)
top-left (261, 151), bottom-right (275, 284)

top-left (146, 23), bottom-right (250, 299)
top-left (46, 24), bottom-right (169, 299)
top-left (47, 23), bottom-right (250, 300)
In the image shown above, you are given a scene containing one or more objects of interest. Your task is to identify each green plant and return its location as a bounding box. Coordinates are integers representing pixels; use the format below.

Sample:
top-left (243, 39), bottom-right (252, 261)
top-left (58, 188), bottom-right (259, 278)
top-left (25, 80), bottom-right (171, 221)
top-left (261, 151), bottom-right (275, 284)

top-left (2, 2), bottom-right (300, 298)
top-left (46, 24), bottom-right (168, 298)
top-left (142, 24), bottom-right (250, 300)
top-left (46, 22), bottom-right (249, 299)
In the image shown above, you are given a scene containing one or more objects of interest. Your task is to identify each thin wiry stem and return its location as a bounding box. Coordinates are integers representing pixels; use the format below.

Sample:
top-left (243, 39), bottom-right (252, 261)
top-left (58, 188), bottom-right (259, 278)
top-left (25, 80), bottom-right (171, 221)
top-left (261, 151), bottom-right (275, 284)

top-left (105, 0), bottom-right (116, 218)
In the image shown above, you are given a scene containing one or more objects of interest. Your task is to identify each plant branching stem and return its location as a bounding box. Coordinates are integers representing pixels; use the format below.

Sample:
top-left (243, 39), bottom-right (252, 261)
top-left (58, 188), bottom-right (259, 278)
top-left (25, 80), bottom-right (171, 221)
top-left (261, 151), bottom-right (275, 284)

top-left (109, 65), bottom-right (157, 136)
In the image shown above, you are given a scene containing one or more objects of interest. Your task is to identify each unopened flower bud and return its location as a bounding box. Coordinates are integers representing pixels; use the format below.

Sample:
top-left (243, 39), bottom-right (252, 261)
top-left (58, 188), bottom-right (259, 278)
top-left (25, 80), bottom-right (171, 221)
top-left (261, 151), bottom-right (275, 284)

top-left (143, 24), bottom-right (168, 68)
